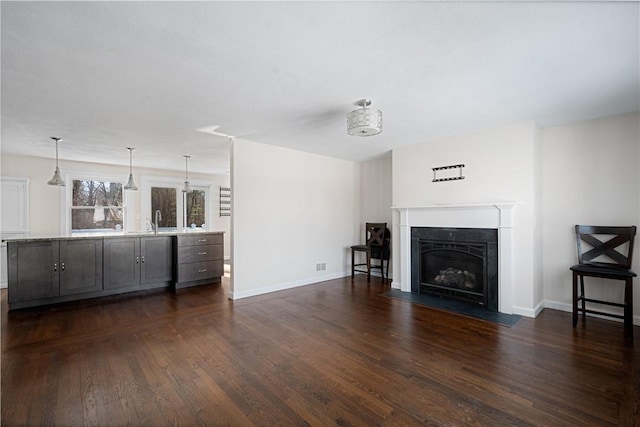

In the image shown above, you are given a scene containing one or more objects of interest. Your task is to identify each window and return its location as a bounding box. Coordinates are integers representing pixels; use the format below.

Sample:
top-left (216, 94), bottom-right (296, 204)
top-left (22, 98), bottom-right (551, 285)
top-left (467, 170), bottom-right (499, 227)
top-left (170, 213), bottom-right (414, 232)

top-left (151, 187), bottom-right (177, 230)
top-left (71, 180), bottom-right (123, 232)
top-left (149, 185), bottom-right (208, 231)
top-left (186, 189), bottom-right (206, 227)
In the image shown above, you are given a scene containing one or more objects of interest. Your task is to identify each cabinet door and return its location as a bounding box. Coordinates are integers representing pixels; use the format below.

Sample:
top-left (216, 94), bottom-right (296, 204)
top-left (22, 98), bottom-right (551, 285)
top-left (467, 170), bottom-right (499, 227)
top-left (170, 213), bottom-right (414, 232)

top-left (59, 239), bottom-right (103, 296)
top-left (140, 236), bottom-right (172, 284)
top-left (8, 240), bottom-right (59, 303)
top-left (103, 238), bottom-right (140, 289)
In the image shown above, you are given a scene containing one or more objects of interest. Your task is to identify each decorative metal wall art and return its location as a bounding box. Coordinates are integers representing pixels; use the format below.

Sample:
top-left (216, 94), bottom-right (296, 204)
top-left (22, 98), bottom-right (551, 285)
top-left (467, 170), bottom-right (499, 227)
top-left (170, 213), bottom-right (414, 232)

top-left (219, 186), bottom-right (231, 217)
top-left (432, 164), bottom-right (465, 182)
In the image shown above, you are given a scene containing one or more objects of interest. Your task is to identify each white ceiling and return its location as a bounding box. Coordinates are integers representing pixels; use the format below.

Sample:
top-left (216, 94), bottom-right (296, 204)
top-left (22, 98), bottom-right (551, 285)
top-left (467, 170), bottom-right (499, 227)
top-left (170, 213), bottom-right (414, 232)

top-left (1, 2), bottom-right (638, 175)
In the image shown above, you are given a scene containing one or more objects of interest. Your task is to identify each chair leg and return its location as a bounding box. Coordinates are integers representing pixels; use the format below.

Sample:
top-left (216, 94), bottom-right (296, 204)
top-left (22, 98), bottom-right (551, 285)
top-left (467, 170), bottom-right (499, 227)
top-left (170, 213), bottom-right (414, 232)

top-left (572, 272), bottom-right (579, 327)
top-left (579, 275), bottom-right (586, 321)
top-left (624, 278), bottom-right (633, 340)
top-left (351, 249), bottom-right (355, 281)
top-left (385, 257), bottom-right (390, 283)
top-left (366, 250), bottom-right (371, 283)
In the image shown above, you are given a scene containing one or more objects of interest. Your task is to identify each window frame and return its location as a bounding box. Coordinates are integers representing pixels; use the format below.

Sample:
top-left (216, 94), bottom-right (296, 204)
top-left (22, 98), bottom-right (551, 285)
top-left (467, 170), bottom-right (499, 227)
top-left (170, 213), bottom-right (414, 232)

top-left (62, 171), bottom-right (132, 236)
top-left (140, 175), bottom-right (212, 232)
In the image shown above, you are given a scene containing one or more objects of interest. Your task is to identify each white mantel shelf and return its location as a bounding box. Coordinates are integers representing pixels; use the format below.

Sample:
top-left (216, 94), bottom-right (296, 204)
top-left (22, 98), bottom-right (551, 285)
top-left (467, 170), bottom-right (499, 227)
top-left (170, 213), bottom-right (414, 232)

top-left (393, 202), bottom-right (521, 314)
top-left (391, 202), bottom-right (521, 210)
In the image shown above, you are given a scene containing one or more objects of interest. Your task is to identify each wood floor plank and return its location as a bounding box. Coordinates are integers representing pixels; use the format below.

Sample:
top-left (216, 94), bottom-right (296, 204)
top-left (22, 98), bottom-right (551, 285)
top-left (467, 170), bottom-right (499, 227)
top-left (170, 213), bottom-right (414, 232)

top-left (2, 277), bottom-right (638, 426)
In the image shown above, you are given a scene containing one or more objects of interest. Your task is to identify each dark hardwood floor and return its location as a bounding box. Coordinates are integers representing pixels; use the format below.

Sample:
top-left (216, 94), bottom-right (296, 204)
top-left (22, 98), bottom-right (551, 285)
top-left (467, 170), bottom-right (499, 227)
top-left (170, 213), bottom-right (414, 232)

top-left (1, 277), bottom-right (638, 426)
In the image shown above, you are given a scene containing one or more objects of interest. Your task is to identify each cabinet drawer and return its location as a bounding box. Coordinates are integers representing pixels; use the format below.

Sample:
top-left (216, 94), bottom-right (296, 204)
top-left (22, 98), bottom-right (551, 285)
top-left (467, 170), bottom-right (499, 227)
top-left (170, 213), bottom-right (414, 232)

top-left (177, 260), bottom-right (223, 282)
top-left (178, 233), bottom-right (223, 247)
top-left (177, 244), bottom-right (222, 263)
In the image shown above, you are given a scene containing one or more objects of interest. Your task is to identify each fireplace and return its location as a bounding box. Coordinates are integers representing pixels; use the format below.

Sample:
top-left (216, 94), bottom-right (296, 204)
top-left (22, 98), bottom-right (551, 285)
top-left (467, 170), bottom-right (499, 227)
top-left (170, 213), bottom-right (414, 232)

top-left (411, 227), bottom-right (498, 311)
top-left (395, 203), bottom-right (517, 314)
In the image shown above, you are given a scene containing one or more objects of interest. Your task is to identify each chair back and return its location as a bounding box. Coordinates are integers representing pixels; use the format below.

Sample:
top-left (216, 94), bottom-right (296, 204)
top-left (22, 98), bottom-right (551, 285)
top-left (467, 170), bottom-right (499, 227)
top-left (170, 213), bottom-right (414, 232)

top-left (366, 223), bottom-right (390, 261)
top-left (365, 223), bottom-right (387, 247)
top-left (575, 225), bottom-right (637, 269)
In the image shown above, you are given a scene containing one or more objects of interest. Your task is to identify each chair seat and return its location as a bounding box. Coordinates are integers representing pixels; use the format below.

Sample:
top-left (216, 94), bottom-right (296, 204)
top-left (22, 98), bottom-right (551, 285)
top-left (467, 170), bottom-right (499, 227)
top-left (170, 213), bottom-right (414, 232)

top-left (351, 244), bottom-right (370, 251)
top-left (570, 263), bottom-right (637, 277)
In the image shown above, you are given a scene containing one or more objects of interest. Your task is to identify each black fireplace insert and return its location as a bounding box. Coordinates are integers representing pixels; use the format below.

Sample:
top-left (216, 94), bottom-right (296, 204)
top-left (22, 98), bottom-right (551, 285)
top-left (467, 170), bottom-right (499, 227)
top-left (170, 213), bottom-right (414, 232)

top-left (411, 227), bottom-right (498, 311)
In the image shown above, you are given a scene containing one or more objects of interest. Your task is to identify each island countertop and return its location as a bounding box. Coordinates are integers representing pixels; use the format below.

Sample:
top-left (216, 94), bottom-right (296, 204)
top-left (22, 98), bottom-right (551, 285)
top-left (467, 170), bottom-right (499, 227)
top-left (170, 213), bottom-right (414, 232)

top-left (2, 230), bottom-right (224, 243)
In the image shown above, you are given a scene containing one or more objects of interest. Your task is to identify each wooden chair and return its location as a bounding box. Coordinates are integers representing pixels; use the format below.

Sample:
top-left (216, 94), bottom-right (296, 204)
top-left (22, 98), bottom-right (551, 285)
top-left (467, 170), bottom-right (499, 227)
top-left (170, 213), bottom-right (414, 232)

top-left (351, 223), bottom-right (390, 283)
top-left (570, 225), bottom-right (637, 340)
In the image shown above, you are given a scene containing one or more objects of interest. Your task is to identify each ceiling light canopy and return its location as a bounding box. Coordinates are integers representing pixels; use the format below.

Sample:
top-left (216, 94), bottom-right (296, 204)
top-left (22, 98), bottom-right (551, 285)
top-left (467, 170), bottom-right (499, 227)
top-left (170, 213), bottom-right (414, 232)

top-left (347, 99), bottom-right (382, 137)
top-left (182, 155), bottom-right (192, 193)
top-left (124, 147), bottom-right (138, 191)
top-left (47, 137), bottom-right (66, 186)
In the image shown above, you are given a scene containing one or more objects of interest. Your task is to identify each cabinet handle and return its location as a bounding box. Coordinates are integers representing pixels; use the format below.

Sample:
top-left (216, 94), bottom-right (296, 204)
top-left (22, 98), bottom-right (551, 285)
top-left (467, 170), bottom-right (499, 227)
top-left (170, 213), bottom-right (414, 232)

top-left (61, 262), bottom-right (65, 272)
top-left (198, 252), bottom-right (207, 255)
top-left (54, 263), bottom-right (57, 272)
top-left (198, 239), bottom-right (207, 242)
top-left (198, 269), bottom-right (208, 273)
top-left (136, 256), bottom-right (140, 264)
top-left (141, 256), bottom-right (145, 263)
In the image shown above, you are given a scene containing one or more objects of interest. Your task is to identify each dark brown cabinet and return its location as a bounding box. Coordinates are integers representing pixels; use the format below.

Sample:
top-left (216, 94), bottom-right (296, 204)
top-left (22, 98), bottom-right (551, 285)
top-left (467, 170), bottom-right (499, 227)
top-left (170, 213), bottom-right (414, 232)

top-left (8, 240), bottom-right (59, 303)
top-left (141, 236), bottom-right (173, 284)
top-left (6, 233), bottom-right (222, 310)
top-left (59, 239), bottom-right (103, 296)
top-left (175, 233), bottom-right (224, 289)
top-left (104, 236), bottom-right (172, 290)
top-left (8, 238), bottom-right (103, 305)
top-left (103, 238), bottom-right (139, 289)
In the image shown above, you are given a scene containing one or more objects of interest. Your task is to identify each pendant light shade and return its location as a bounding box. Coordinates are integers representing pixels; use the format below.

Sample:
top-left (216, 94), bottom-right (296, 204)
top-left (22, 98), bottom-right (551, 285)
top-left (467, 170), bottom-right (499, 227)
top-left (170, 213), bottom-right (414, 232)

top-left (47, 137), bottom-right (66, 186)
top-left (182, 155), bottom-right (192, 193)
top-left (124, 147), bottom-right (138, 191)
top-left (347, 99), bottom-right (382, 136)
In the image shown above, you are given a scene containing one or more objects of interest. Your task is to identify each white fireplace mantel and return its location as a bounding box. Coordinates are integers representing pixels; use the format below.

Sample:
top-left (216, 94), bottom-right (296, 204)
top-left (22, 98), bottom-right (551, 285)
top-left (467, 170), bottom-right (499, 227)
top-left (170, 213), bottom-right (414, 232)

top-left (392, 202), bottom-right (520, 314)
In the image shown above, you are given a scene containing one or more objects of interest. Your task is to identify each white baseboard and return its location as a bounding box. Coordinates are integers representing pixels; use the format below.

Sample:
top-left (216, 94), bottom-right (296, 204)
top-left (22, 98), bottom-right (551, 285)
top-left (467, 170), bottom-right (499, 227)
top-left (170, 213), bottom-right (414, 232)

top-left (229, 271), bottom-right (350, 300)
top-left (543, 299), bottom-right (640, 326)
top-left (512, 300), bottom-right (544, 318)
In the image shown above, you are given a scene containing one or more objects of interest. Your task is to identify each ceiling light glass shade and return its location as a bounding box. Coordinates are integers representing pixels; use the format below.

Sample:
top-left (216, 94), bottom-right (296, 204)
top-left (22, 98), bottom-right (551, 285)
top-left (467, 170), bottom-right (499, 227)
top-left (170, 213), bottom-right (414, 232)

top-left (47, 137), bottom-right (66, 186)
top-left (347, 99), bottom-right (382, 136)
top-left (124, 148), bottom-right (138, 190)
top-left (47, 167), bottom-right (66, 186)
top-left (124, 173), bottom-right (138, 191)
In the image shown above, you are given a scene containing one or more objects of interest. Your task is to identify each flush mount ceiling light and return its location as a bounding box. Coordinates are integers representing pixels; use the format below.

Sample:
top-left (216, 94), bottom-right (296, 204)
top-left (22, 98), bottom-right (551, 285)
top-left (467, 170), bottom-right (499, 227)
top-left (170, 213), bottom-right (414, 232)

top-left (124, 147), bottom-right (138, 191)
top-left (47, 137), bottom-right (66, 186)
top-left (347, 99), bottom-right (382, 136)
top-left (182, 155), bottom-right (192, 193)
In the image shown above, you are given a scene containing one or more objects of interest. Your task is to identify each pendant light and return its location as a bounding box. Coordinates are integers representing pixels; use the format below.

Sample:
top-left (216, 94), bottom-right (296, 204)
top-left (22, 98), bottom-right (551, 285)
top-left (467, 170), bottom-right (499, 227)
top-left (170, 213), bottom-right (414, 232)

top-left (347, 99), bottom-right (383, 136)
top-left (182, 155), bottom-right (192, 193)
top-left (47, 137), bottom-right (66, 186)
top-left (124, 147), bottom-right (138, 190)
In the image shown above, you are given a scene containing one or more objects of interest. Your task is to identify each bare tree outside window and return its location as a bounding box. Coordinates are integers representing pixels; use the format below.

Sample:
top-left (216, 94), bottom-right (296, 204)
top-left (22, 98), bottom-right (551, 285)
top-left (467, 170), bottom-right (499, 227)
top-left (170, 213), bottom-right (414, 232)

top-left (151, 187), bottom-right (177, 229)
top-left (186, 190), bottom-right (206, 227)
top-left (71, 180), bottom-right (123, 231)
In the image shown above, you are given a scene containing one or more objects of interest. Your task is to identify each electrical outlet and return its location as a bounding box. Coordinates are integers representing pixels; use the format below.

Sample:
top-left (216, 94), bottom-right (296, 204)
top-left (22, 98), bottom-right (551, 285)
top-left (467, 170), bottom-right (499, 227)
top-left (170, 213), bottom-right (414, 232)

top-left (316, 262), bottom-right (326, 271)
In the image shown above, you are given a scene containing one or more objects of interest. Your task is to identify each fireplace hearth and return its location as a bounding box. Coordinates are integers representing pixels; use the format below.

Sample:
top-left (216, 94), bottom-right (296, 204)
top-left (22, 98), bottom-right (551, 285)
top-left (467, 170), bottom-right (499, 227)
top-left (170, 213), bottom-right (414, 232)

top-left (411, 227), bottom-right (498, 311)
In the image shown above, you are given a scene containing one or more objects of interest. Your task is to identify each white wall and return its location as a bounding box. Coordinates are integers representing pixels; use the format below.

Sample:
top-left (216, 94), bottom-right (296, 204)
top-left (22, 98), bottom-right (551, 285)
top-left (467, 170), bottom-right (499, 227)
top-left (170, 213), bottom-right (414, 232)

top-left (359, 155), bottom-right (393, 277)
top-left (541, 113), bottom-right (640, 322)
top-left (0, 153), bottom-right (231, 258)
top-left (230, 138), bottom-right (359, 299)
top-left (360, 156), bottom-right (393, 229)
top-left (392, 121), bottom-right (541, 316)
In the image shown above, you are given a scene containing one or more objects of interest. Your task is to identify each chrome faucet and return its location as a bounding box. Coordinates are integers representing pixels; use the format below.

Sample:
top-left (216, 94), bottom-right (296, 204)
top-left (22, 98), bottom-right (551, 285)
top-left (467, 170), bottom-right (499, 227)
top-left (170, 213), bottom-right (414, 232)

top-left (154, 210), bottom-right (162, 235)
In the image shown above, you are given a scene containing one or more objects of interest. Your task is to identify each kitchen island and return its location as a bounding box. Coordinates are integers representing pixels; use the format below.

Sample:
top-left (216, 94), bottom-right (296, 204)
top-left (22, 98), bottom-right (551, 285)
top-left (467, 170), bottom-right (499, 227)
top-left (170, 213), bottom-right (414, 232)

top-left (4, 231), bottom-right (224, 310)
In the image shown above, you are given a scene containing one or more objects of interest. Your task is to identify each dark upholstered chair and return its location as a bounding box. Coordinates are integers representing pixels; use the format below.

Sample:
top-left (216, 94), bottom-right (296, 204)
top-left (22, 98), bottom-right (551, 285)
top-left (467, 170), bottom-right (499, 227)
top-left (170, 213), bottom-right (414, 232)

top-left (570, 225), bottom-right (636, 340)
top-left (351, 223), bottom-right (390, 283)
